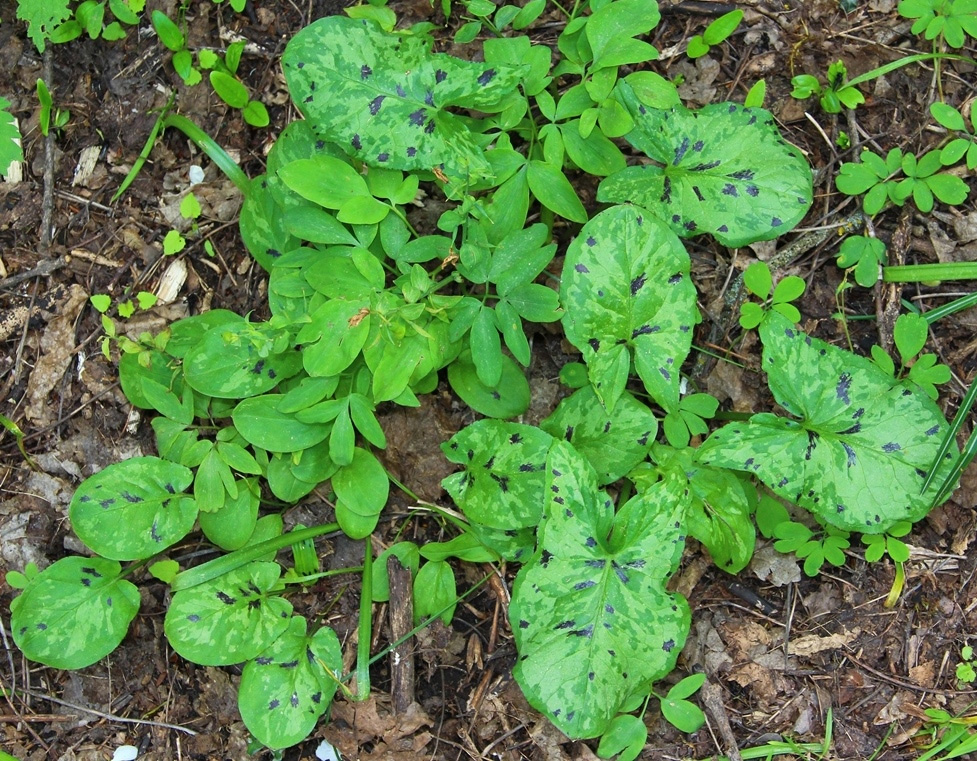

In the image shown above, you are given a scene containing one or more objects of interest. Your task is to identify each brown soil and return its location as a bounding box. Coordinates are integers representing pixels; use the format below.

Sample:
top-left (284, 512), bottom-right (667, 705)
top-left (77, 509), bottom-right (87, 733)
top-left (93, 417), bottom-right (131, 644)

top-left (2, 1), bottom-right (977, 759)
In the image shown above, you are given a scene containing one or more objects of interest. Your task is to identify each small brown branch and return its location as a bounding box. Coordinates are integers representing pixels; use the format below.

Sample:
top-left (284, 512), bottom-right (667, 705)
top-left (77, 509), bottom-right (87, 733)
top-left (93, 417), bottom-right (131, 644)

top-left (387, 554), bottom-right (415, 714)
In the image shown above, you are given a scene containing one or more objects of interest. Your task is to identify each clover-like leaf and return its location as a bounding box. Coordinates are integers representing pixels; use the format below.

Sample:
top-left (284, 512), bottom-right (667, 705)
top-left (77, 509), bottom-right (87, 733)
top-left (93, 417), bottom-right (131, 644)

top-left (697, 311), bottom-right (956, 533)
top-left (10, 556), bottom-right (141, 669)
top-left (238, 617), bottom-right (343, 750)
top-left (164, 561), bottom-right (293, 666)
top-left (510, 441), bottom-right (690, 739)
top-left (282, 16), bottom-right (522, 182)
top-left (442, 421), bottom-right (554, 538)
top-left (69, 457), bottom-right (197, 561)
top-left (541, 386), bottom-right (657, 485)
top-left (598, 82), bottom-right (813, 247)
top-left (560, 204), bottom-right (698, 413)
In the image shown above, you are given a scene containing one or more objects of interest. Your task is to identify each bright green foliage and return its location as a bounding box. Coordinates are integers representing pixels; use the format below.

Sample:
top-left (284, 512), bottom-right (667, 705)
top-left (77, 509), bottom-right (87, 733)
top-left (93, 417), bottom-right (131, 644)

top-left (18, 0), bottom-right (72, 51)
top-left (889, 312), bottom-right (952, 400)
top-left (164, 561), bottom-right (293, 666)
top-left (931, 101), bottom-right (977, 169)
top-left (862, 520), bottom-right (912, 563)
top-left (441, 421), bottom-right (554, 560)
top-left (599, 84), bottom-right (813, 247)
top-left (659, 673), bottom-right (706, 732)
top-left (686, 10), bottom-right (743, 59)
top-left (640, 445), bottom-right (756, 573)
top-left (898, 0), bottom-right (977, 47)
top-left (957, 646), bottom-right (976, 685)
top-left (282, 16), bottom-right (521, 182)
top-left (446, 351), bottom-right (531, 418)
top-left (69, 457), bottom-right (197, 560)
top-left (560, 205), bottom-right (698, 413)
top-left (836, 146), bottom-right (969, 214)
top-left (413, 560), bottom-right (457, 624)
top-left (837, 234), bottom-right (887, 287)
top-left (332, 447), bottom-right (389, 539)
top-left (510, 442), bottom-right (690, 739)
top-left (238, 617), bottom-right (343, 749)
top-left (10, 557), bottom-right (140, 669)
top-left (661, 392), bottom-right (719, 449)
top-left (740, 261), bottom-right (806, 329)
top-left (597, 713), bottom-right (647, 761)
top-left (773, 520), bottom-right (851, 577)
top-left (790, 60), bottom-right (865, 113)
top-left (698, 311), bottom-right (955, 533)
top-left (0, 97), bottom-right (23, 174)
top-left (541, 386), bottom-right (657, 485)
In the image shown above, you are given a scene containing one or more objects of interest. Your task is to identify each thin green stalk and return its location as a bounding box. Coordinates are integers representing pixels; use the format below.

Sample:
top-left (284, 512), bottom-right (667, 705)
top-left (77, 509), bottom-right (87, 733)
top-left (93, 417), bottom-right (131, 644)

top-left (162, 113), bottom-right (251, 195)
top-left (845, 52), bottom-right (977, 89)
top-left (922, 376), bottom-right (977, 505)
top-left (353, 536), bottom-right (373, 701)
top-left (112, 91), bottom-right (176, 203)
top-left (921, 293), bottom-right (977, 324)
top-left (883, 262), bottom-right (977, 283)
top-left (171, 522), bottom-right (340, 591)
top-left (281, 566), bottom-right (363, 585)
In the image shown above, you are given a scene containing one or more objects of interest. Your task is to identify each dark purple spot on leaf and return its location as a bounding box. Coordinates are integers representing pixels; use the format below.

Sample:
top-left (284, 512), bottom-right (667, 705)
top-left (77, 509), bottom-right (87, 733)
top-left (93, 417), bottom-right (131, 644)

top-left (772, 217), bottom-right (782, 226)
top-left (409, 109), bottom-right (426, 126)
top-left (352, 134), bottom-right (362, 150)
top-left (555, 619), bottom-right (575, 630)
top-left (269, 699), bottom-right (280, 710)
top-left (690, 160), bottom-right (721, 171)
top-left (360, 65), bottom-right (371, 79)
top-left (661, 177), bottom-right (671, 203)
top-left (674, 136), bottom-right (690, 164)
top-left (588, 671), bottom-right (595, 680)
top-left (586, 537), bottom-right (597, 547)
top-left (586, 236), bottom-right (597, 247)
top-left (842, 442), bottom-right (857, 467)
top-left (662, 639), bottom-right (676, 652)
top-left (378, 152), bottom-right (389, 162)
top-left (882, 442), bottom-right (901, 452)
top-left (217, 591), bottom-right (236, 605)
top-left (256, 656), bottom-right (273, 664)
top-left (369, 96), bottom-right (385, 115)
top-left (36, 622), bottom-right (47, 630)
top-left (121, 490), bottom-right (141, 503)
top-left (407, 146), bottom-right (417, 157)
top-left (585, 559), bottom-right (606, 568)
top-left (684, 220), bottom-right (697, 231)
top-left (722, 183), bottom-right (738, 197)
top-left (396, 84), bottom-right (406, 97)
top-left (588, 338), bottom-right (600, 352)
top-left (630, 273), bottom-right (647, 295)
top-left (478, 68), bottom-right (497, 86)
top-left (519, 619), bottom-right (529, 629)
top-left (574, 580), bottom-right (596, 590)
top-left (435, 69), bottom-right (447, 83)
top-left (571, 624), bottom-right (594, 638)
top-left (659, 366), bottom-right (671, 381)
top-left (746, 185), bottom-right (759, 197)
top-left (253, 360), bottom-right (265, 374)
top-left (926, 425), bottom-right (939, 436)
top-left (692, 185), bottom-right (704, 201)
top-left (424, 120), bottom-right (436, 134)
top-left (836, 372), bottom-right (852, 404)
top-left (279, 660), bottom-right (299, 669)
top-left (575, 263), bottom-right (590, 273)
top-left (425, 90), bottom-right (435, 106)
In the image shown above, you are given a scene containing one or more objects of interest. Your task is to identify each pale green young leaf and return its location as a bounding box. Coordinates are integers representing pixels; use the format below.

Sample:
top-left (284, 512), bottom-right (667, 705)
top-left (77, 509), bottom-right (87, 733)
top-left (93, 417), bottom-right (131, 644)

top-left (596, 714), bottom-right (647, 761)
top-left (233, 395), bottom-right (332, 452)
top-left (18, 0), bottom-right (73, 52)
top-left (446, 351), bottom-right (531, 419)
top-left (413, 560), bottom-right (457, 624)
top-left (10, 557), bottom-right (140, 669)
top-left (199, 478), bottom-right (259, 550)
top-left (527, 160), bottom-right (588, 223)
top-left (332, 447), bottom-right (389, 538)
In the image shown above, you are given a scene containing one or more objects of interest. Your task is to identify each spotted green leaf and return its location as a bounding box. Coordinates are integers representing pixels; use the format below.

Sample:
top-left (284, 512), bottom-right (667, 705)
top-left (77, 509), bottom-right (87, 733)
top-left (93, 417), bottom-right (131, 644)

top-left (442, 421), bottom-right (554, 546)
top-left (10, 556), bottom-right (140, 669)
top-left (598, 83), bottom-right (813, 247)
top-left (697, 311), bottom-right (956, 533)
top-left (560, 205), bottom-right (698, 413)
top-left (541, 386), bottom-right (657, 485)
top-left (238, 617), bottom-right (343, 750)
top-left (184, 322), bottom-right (302, 399)
top-left (640, 445), bottom-right (755, 573)
top-left (69, 457), bottom-right (197, 560)
top-left (282, 16), bottom-right (522, 182)
top-left (510, 441), bottom-right (690, 739)
top-left (164, 561), bottom-right (292, 666)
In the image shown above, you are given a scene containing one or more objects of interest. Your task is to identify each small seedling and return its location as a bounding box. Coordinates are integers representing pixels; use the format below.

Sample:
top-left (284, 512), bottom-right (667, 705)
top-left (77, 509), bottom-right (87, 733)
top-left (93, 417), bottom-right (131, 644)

top-left (36, 78), bottom-right (69, 137)
top-left (837, 234), bottom-right (887, 287)
top-left (773, 520), bottom-right (851, 577)
top-left (686, 10), bottom-right (743, 59)
top-left (739, 261), bottom-right (806, 329)
top-left (957, 646), bottom-right (976, 685)
top-left (898, 0), bottom-right (977, 48)
top-left (931, 101), bottom-right (977, 170)
top-left (791, 60), bottom-right (865, 113)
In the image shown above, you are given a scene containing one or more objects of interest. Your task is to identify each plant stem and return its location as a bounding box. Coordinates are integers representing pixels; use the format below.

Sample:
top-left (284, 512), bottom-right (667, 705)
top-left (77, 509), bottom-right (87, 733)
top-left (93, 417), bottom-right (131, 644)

top-left (162, 113), bottom-right (251, 195)
top-left (884, 262), bottom-right (977, 283)
top-left (354, 536), bottom-right (373, 701)
top-left (170, 522), bottom-right (340, 591)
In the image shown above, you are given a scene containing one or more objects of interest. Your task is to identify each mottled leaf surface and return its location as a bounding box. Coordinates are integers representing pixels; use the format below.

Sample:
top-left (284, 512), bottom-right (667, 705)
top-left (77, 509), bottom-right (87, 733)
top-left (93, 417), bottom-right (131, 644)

top-left (164, 561), bottom-right (293, 665)
top-left (10, 556), bottom-right (140, 669)
top-left (184, 322), bottom-right (302, 399)
top-left (510, 442), bottom-right (690, 739)
top-left (282, 16), bottom-right (521, 181)
top-left (560, 205), bottom-right (698, 412)
top-left (697, 312), bottom-right (954, 533)
top-left (598, 83), bottom-right (813, 247)
top-left (442, 421), bottom-right (554, 538)
top-left (644, 446), bottom-right (755, 573)
top-left (239, 617), bottom-right (342, 750)
top-left (69, 457), bottom-right (197, 561)
top-left (541, 386), bottom-right (657, 485)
